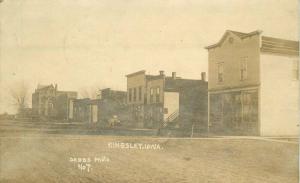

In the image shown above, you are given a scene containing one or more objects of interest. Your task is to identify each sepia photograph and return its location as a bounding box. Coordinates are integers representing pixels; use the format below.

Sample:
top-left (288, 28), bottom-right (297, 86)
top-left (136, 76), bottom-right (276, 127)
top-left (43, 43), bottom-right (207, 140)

top-left (0, 0), bottom-right (299, 182)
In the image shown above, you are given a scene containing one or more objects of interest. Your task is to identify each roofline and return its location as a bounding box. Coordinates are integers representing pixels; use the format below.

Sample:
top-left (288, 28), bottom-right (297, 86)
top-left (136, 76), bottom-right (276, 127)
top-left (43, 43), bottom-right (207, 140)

top-left (260, 36), bottom-right (299, 56)
top-left (57, 91), bottom-right (77, 93)
top-left (126, 70), bottom-right (146, 77)
top-left (261, 36), bottom-right (299, 45)
top-left (166, 77), bottom-right (206, 82)
top-left (36, 84), bottom-right (54, 90)
top-left (205, 30), bottom-right (262, 50)
top-left (147, 75), bottom-right (165, 81)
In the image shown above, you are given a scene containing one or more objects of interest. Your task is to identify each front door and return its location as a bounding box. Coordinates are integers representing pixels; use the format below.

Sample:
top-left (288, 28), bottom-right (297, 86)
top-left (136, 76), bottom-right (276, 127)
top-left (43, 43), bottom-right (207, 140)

top-left (92, 105), bottom-right (98, 123)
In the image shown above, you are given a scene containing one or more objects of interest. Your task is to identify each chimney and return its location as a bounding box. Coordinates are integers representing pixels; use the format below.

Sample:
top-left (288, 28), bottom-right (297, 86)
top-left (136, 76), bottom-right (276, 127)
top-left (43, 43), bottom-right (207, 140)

top-left (159, 70), bottom-right (164, 76)
top-left (201, 72), bottom-right (206, 81)
top-left (172, 72), bottom-right (176, 79)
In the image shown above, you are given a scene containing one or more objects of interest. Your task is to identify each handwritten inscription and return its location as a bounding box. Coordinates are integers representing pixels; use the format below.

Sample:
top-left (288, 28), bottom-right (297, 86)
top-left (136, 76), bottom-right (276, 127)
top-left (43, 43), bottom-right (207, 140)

top-left (69, 156), bottom-right (110, 172)
top-left (108, 142), bottom-right (163, 150)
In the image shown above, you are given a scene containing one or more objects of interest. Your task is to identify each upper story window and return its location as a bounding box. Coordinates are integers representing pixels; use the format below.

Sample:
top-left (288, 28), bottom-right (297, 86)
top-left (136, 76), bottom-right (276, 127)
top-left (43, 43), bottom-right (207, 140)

top-left (217, 62), bottom-right (224, 83)
top-left (240, 57), bottom-right (248, 81)
top-left (293, 59), bottom-right (299, 80)
top-left (144, 93), bottom-right (147, 104)
top-left (156, 87), bottom-right (160, 103)
top-left (138, 86), bottom-right (142, 101)
top-left (133, 88), bottom-right (137, 102)
top-left (150, 88), bottom-right (154, 103)
top-left (128, 88), bottom-right (132, 102)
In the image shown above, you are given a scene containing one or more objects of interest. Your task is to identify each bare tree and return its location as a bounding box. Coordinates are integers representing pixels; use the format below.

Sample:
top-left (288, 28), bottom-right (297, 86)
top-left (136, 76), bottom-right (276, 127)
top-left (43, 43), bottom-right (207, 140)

top-left (9, 81), bottom-right (30, 113)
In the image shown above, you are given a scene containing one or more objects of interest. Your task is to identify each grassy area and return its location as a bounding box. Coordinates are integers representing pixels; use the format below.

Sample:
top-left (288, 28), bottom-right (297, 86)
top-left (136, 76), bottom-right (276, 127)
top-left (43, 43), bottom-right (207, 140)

top-left (0, 135), bottom-right (298, 183)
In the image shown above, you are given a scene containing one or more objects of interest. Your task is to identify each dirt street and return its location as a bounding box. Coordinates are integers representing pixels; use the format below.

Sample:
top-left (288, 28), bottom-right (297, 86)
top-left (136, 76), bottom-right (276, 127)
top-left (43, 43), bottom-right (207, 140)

top-left (0, 134), bottom-right (298, 183)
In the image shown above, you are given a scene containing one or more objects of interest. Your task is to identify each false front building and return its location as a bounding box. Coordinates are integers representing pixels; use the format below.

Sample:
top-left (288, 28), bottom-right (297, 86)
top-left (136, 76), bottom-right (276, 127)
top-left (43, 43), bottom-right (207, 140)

top-left (126, 70), bottom-right (208, 131)
top-left (206, 30), bottom-right (299, 136)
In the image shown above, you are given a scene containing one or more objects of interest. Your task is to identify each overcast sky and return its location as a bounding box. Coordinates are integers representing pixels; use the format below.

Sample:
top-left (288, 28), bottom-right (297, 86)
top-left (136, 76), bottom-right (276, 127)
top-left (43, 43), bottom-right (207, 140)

top-left (0, 0), bottom-right (298, 113)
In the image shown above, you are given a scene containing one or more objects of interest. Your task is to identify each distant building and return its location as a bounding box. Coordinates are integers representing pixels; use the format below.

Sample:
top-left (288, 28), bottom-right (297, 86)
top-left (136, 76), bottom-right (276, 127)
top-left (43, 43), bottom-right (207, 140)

top-left (71, 98), bottom-right (91, 122)
top-left (69, 88), bottom-right (127, 126)
top-left (126, 70), bottom-right (149, 128)
top-left (205, 30), bottom-right (299, 136)
top-left (32, 84), bottom-right (77, 120)
top-left (88, 88), bottom-right (127, 126)
top-left (0, 113), bottom-right (15, 120)
top-left (126, 70), bottom-right (208, 130)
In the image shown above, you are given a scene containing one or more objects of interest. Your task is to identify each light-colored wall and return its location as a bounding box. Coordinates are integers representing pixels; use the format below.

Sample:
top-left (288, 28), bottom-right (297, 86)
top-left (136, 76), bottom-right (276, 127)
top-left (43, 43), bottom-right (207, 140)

top-left (127, 73), bottom-right (146, 104)
top-left (146, 78), bottom-right (164, 104)
top-left (163, 92), bottom-right (179, 121)
top-left (92, 104), bottom-right (98, 123)
top-left (208, 32), bottom-right (260, 91)
top-left (260, 53), bottom-right (299, 136)
top-left (68, 99), bottom-right (74, 119)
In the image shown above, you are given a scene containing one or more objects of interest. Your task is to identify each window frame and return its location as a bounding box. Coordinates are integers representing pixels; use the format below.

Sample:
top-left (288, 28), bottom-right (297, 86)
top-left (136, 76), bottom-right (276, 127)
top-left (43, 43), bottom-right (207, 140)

top-left (156, 87), bottom-right (160, 103)
top-left (217, 62), bottom-right (224, 83)
top-left (138, 86), bottom-right (142, 101)
top-left (133, 88), bottom-right (137, 102)
top-left (240, 57), bottom-right (248, 81)
top-left (150, 88), bottom-right (154, 103)
top-left (128, 88), bottom-right (132, 102)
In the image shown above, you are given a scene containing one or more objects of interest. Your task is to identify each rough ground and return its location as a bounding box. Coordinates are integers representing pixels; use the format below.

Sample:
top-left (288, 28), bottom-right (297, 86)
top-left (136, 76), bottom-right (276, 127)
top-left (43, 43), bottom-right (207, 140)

top-left (0, 120), bottom-right (298, 183)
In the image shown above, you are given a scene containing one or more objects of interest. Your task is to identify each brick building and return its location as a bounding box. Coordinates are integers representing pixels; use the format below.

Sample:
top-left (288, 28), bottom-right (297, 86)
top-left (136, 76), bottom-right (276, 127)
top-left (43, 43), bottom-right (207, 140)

top-left (206, 30), bottom-right (299, 136)
top-left (126, 71), bottom-right (147, 128)
top-left (126, 70), bottom-right (208, 130)
top-left (32, 84), bottom-right (77, 120)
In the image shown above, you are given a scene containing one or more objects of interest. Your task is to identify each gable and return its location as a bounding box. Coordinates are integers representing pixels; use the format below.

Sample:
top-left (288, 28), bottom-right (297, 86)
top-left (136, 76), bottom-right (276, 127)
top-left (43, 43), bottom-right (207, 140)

top-left (205, 30), bottom-right (262, 49)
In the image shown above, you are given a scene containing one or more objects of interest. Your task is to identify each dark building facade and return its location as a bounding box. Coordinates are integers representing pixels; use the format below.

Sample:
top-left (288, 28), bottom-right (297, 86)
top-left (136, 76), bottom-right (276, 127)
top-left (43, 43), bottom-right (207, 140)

top-left (32, 84), bottom-right (77, 120)
top-left (69, 88), bottom-right (128, 127)
top-left (72, 98), bottom-right (91, 122)
top-left (126, 71), bottom-right (148, 128)
top-left (126, 70), bottom-right (208, 131)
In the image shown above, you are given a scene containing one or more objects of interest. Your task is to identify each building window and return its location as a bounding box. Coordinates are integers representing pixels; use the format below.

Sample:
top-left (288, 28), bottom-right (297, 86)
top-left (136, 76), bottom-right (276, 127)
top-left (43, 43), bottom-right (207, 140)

top-left (240, 57), bottom-right (248, 81)
top-left (49, 103), bottom-right (53, 109)
top-left (133, 88), bottom-right (137, 102)
top-left (218, 63), bottom-right (224, 83)
top-left (97, 92), bottom-right (102, 99)
top-left (128, 88), bottom-right (132, 102)
top-left (150, 88), bottom-right (154, 103)
top-left (164, 108), bottom-right (168, 114)
top-left (138, 86), bottom-right (142, 101)
top-left (293, 59), bottom-right (299, 80)
top-left (156, 87), bottom-right (160, 103)
top-left (144, 94), bottom-right (147, 104)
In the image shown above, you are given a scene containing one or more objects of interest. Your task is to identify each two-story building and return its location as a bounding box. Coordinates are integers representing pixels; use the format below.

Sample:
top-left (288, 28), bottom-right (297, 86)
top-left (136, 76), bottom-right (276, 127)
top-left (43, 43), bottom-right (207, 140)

top-left (126, 70), bottom-right (208, 130)
top-left (206, 30), bottom-right (299, 136)
top-left (126, 71), bottom-right (148, 128)
top-left (32, 84), bottom-right (77, 120)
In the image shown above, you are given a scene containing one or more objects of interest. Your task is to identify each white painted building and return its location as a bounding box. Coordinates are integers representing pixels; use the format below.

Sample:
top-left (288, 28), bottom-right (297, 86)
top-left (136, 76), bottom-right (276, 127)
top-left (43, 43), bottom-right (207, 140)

top-left (206, 30), bottom-right (299, 136)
